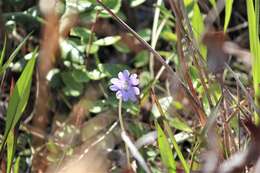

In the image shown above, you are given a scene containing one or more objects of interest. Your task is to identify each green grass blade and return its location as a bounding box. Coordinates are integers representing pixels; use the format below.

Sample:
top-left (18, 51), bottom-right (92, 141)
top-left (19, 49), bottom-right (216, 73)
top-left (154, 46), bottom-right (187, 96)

top-left (6, 131), bottom-right (16, 173)
top-left (255, 0), bottom-right (259, 38)
top-left (0, 33), bottom-right (32, 75)
top-left (156, 121), bottom-right (176, 173)
top-left (14, 156), bottom-right (21, 173)
top-left (224, 0), bottom-right (234, 32)
top-left (152, 92), bottom-right (190, 173)
top-left (246, 0), bottom-right (260, 122)
top-left (0, 36), bottom-right (7, 68)
top-left (192, 2), bottom-right (206, 58)
top-left (0, 48), bottom-right (37, 152)
top-left (209, 0), bottom-right (216, 7)
top-left (192, 2), bottom-right (204, 42)
top-left (164, 121), bottom-right (190, 173)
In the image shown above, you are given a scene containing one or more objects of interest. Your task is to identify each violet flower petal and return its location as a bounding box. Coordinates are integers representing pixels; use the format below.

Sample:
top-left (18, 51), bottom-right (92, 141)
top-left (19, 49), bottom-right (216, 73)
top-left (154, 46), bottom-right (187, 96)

top-left (116, 90), bottom-right (122, 99)
top-left (118, 71), bottom-right (125, 81)
top-left (129, 74), bottom-right (139, 85)
top-left (110, 85), bottom-right (119, 91)
top-left (123, 70), bottom-right (130, 79)
top-left (111, 78), bottom-right (123, 86)
top-left (133, 87), bottom-right (140, 95)
top-left (121, 90), bottom-right (129, 102)
top-left (128, 90), bottom-right (137, 102)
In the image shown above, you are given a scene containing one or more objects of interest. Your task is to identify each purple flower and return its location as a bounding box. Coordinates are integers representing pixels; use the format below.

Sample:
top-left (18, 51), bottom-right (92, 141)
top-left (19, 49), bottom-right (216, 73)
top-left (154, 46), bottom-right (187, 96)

top-left (110, 70), bottom-right (140, 102)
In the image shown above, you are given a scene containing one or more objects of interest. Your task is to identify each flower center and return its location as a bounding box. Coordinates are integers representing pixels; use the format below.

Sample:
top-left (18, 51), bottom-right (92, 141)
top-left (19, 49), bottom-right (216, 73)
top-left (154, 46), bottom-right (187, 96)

top-left (123, 81), bottom-right (129, 90)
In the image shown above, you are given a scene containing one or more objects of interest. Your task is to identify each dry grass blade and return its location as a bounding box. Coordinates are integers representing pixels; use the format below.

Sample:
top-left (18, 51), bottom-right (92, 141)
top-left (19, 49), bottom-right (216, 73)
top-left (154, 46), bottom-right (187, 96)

top-left (225, 63), bottom-right (260, 116)
top-left (204, 0), bottom-right (225, 28)
top-left (216, 118), bottom-right (260, 173)
top-left (170, 0), bottom-right (214, 108)
top-left (167, 0), bottom-right (208, 125)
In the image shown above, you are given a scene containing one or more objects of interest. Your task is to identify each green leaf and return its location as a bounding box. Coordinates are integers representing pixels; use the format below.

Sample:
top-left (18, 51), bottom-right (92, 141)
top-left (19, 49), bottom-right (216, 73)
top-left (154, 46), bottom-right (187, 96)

top-left (0, 33), bottom-right (31, 75)
top-left (93, 36), bottom-right (121, 46)
top-left (0, 48), bottom-right (37, 153)
top-left (139, 71), bottom-right (152, 87)
top-left (88, 63), bottom-right (126, 81)
top-left (192, 3), bottom-right (203, 41)
top-left (114, 41), bottom-right (130, 53)
top-left (224, 0), bottom-right (234, 32)
top-left (63, 85), bottom-right (83, 97)
top-left (134, 51), bottom-right (149, 68)
top-left (130, 0), bottom-right (146, 7)
top-left (72, 69), bottom-right (90, 83)
top-left (60, 38), bottom-right (85, 64)
top-left (3, 9), bottom-right (43, 25)
top-left (161, 31), bottom-right (177, 42)
top-left (138, 28), bottom-right (151, 42)
top-left (79, 9), bottom-right (97, 23)
top-left (97, 0), bottom-right (122, 18)
top-left (98, 63), bottom-right (128, 77)
top-left (152, 96), bottom-right (173, 118)
top-left (61, 71), bottom-right (84, 97)
top-left (80, 0), bottom-right (96, 4)
top-left (70, 27), bottom-right (91, 44)
top-left (46, 68), bottom-right (62, 88)
top-left (156, 122), bottom-right (176, 173)
top-left (89, 100), bottom-right (107, 113)
top-left (87, 69), bottom-right (107, 80)
top-left (78, 0), bottom-right (92, 11)
top-left (169, 118), bottom-right (192, 133)
top-left (86, 44), bottom-right (99, 54)
top-left (104, 97), bottom-right (139, 115)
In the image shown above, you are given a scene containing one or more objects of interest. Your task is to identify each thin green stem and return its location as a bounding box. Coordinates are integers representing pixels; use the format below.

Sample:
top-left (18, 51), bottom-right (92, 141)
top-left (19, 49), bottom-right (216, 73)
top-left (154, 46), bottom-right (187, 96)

top-left (118, 98), bottom-right (125, 131)
top-left (150, 0), bottom-right (163, 78)
top-left (118, 98), bottom-right (131, 168)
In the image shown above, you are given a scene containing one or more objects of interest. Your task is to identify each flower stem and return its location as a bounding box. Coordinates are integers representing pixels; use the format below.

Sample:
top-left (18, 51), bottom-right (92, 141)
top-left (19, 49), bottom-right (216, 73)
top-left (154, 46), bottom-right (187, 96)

top-left (118, 98), bottom-right (131, 168)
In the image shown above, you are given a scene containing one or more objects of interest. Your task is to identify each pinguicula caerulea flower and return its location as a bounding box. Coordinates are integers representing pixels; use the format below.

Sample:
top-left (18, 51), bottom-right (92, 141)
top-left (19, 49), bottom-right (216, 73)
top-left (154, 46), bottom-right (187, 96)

top-left (110, 70), bottom-right (140, 102)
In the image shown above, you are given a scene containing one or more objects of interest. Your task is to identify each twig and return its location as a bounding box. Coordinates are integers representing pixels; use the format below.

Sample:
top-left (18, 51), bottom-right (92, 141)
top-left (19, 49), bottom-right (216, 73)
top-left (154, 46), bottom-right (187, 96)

top-left (121, 131), bottom-right (151, 173)
top-left (225, 63), bottom-right (260, 116)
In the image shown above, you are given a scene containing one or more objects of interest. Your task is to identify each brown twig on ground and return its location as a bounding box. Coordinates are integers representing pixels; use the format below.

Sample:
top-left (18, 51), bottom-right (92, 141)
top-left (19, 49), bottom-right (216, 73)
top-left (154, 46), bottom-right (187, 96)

top-left (31, 10), bottom-right (59, 173)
